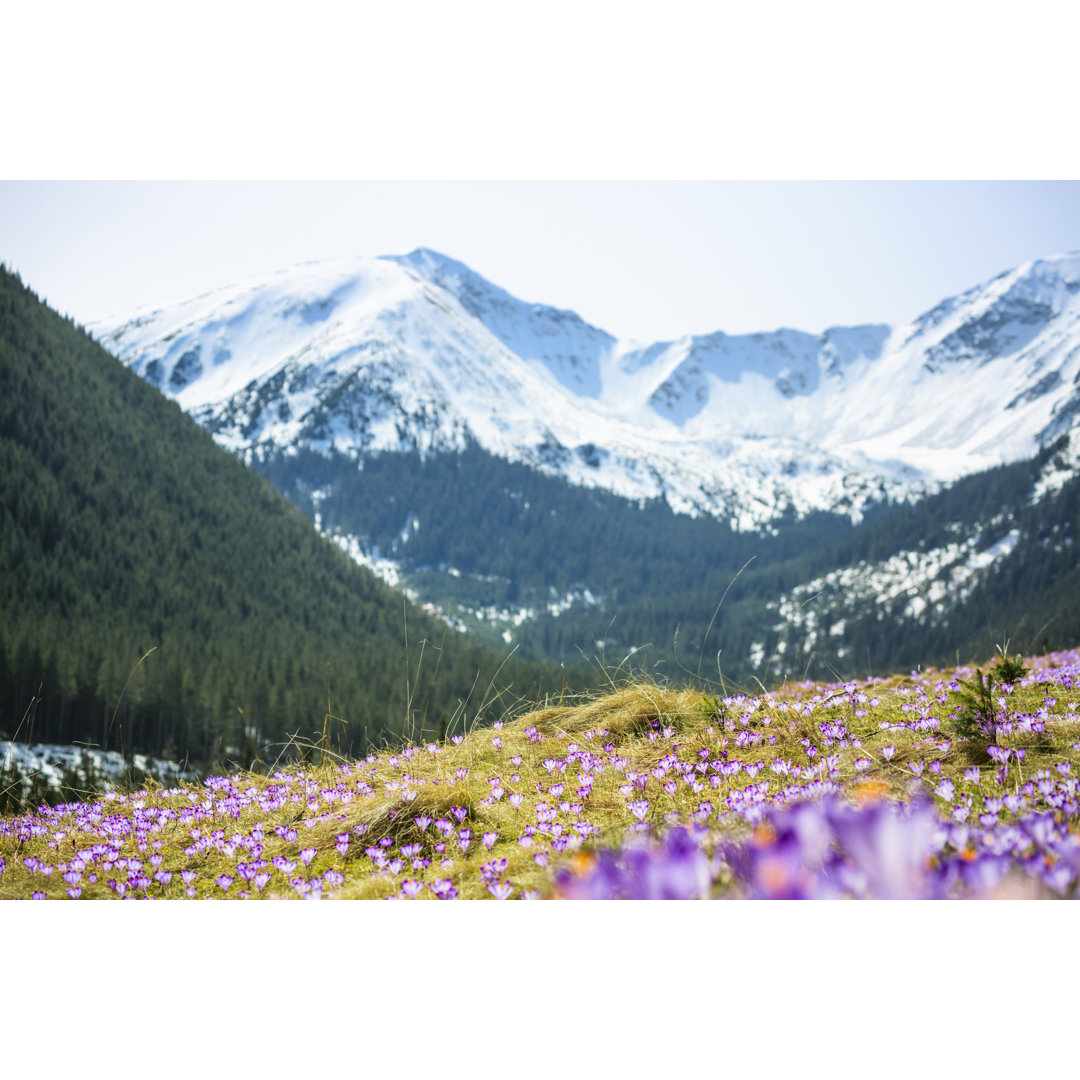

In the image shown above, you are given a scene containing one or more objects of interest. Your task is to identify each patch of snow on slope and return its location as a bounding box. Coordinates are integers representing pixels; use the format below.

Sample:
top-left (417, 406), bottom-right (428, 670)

top-left (328, 533), bottom-right (404, 590)
top-left (770, 528), bottom-right (1022, 643)
top-left (0, 742), bottom-right (194, 797)
top-left (1032, 431), bottom-right (1080, 502)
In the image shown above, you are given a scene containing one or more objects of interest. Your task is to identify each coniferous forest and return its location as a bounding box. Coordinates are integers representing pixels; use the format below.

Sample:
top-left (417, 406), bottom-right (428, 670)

top-left (0, 266), bottom-right (571, 769)
top-left (257, 436), bottom-right (1080, 685)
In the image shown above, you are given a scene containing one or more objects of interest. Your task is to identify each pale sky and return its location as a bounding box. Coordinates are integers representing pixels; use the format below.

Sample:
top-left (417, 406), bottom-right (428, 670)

top-left (3, 181), bottom-right (1079, 343)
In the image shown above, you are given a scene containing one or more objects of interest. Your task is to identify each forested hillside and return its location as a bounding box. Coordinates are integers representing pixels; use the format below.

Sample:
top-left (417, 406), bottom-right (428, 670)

top-left (0, 266), bottom-right (568, 769)
top-left (257, 438), bottom-right (1080, 684)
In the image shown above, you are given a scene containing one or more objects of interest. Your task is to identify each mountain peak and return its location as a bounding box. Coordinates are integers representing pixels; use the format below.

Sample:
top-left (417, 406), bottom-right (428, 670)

top-left (93, 249), bottom-right (1080, 530)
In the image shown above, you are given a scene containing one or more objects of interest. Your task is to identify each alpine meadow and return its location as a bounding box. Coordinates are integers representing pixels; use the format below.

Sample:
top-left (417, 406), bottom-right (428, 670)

top-left (5, 243), bottom-right (1080, 902)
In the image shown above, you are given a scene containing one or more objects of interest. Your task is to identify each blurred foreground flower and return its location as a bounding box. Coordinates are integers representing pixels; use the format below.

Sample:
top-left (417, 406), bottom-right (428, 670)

top-left (556, 796), bottom-right (1080, 900)
top-left (554, 827), bottom-right (711, 899)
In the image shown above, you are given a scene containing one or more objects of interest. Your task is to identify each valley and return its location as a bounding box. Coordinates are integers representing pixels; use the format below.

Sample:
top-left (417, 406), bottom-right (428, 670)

top-left (88, 249), bottom-right (1080, 684)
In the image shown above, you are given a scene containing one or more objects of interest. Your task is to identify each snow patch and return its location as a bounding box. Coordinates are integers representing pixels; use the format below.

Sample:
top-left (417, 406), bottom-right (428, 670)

top-left (770, 528), bottom-right (1023, 647)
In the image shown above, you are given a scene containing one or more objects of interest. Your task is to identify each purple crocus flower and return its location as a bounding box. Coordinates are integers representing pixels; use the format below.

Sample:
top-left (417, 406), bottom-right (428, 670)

top-left (299, 848), bottom-right (317, 865)
top-left (430, 879), bottom-right (458, 900)
top-left (488, 881), bottom-right (514, 900)
top-left (934, 779), bottom-right (956, 801)
top-left (957, 854), bottom-right (1011, 895)
top-left (745, 833), bottom-right (816, 899)
top-left (215, 875), bottom-right (234, 894)
top-left (480, 858), bottom-right (508, 882)
top-left (556, 828), bottom-right (710, 900)
top-left (825, 799), bottom-right (939, 900)
top-left (1041, 862), bottom-right (1075, 894)
top-left (400, 878), bottom-right (424, 899)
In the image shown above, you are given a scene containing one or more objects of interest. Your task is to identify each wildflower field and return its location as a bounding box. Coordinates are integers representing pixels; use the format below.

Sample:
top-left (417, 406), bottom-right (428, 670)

top-left (4, 648), bottom-right (1080, 902)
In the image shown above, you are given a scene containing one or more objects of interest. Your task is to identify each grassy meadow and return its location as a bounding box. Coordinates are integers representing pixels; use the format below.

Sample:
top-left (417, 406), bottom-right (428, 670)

top-left (3, 644), bottom-right (1080, 901)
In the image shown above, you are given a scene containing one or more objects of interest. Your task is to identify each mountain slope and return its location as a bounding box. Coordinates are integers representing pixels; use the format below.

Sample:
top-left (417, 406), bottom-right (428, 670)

top-left (0, 266), bottom-right (563, 765)
top-left (93, 248), bottom-right (1080, 529)
top-left (86, 250), bottom-right (1080, 683)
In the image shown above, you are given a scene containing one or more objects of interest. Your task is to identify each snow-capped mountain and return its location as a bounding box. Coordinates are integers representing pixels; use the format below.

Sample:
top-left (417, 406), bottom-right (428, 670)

top-left (91, 248), bottom-right (1080, 531)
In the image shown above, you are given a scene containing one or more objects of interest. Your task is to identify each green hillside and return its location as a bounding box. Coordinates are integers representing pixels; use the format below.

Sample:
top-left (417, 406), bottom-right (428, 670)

top-left (0, 266), bottom-right (567, 769)
top-left (256, 438), bottom-right (1080, 684)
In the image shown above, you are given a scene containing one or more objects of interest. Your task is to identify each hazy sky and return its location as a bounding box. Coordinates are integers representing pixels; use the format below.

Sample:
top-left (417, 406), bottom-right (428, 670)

top-left (3, 180), bottom-right (1079, 342)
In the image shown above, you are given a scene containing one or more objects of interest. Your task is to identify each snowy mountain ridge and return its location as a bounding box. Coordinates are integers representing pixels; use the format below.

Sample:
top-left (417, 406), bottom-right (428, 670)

top-left (91, 248), bottom-right (1080, 531)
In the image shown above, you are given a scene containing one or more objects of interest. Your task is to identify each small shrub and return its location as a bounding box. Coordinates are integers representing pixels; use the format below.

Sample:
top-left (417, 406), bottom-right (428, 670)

top-left (991, 651), bottom-right (1025, 685)
top-left (953, 668), bottom-right (997, 741)
top-left (952, 651), bottom-right (1026, 741)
